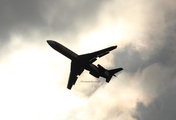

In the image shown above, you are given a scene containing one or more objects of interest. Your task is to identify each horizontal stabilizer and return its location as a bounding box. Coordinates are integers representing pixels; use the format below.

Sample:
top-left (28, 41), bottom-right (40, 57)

top-left (109, 68), bottom-right (123, 76)
top-left (106, 68), bottom-right (123, 82)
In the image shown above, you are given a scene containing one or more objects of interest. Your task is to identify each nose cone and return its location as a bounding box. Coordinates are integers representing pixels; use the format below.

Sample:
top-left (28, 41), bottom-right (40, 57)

top-left (47, 40), bottom-right (62, 52)
top-left (47, 40), bottom-right (57, 49)
top-left (47, 40), bottom-right (55, 46)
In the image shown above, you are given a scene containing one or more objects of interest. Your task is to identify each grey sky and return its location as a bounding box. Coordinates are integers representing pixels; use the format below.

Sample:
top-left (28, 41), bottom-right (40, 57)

top-left (0, 0), bottom-right (106, 46)
top-left (0, 0), bottom-right (176, 120)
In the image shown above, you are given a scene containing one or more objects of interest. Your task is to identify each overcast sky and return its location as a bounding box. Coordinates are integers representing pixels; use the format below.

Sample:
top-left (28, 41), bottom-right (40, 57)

top-left (0, 0), bottom-right (176, 120)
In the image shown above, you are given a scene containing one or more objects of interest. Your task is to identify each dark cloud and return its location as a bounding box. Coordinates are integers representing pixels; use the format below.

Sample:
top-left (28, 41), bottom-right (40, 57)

top-left (114, 36), bottom-right (176, 73)
top-left (0, 0), bottom-right (45, 42)
top-left (44, 0), bottom-right (106, 32)
top-left (114, 44), bottom-right (144, 73)
top-left (0, 0), bottom-right (106, 46)
top-left (134, 84), bottom-right (176, 120)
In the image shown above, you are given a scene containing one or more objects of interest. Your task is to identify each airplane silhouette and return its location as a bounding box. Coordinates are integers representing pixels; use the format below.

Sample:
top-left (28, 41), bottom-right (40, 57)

top-left (47, 40), bottom-right (123, 89)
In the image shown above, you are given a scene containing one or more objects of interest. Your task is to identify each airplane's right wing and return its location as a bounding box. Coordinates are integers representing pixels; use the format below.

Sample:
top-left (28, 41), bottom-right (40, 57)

top-left (67, 61), bottom-right (84, 89)
top-left (79, 45), bottom-right (117, 63)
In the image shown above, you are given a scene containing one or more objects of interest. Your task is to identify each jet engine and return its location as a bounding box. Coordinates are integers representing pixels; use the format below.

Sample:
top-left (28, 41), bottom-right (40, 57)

top-left (104, 71), bottom-right (110, 77)
top-left (89, 71), bottom-right (99, 78)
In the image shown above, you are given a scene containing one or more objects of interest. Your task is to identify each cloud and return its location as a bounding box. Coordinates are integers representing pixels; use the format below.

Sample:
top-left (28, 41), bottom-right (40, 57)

top-left (134, 84), bottom-right (176, 120)
top-left (0, 0), bottom-right (176, 120)
top-left (67, 0), bottom-right (176, 119)
top-left (108, 0), bottom-right (176, 119)
top-left (0, 0), bottom-right (107, 47)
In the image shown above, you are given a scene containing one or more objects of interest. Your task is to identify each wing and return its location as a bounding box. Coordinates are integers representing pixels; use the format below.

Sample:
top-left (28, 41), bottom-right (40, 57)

top-left (67, 61), bottom-right (84, 89)
top-left (78, 45), bottom-right (117, 63)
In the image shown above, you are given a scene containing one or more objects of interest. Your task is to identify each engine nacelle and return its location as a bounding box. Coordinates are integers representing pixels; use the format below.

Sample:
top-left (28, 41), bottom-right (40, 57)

top-left (104, 71), bottom-right (110, 77)
top-left (89, 71), bottom-right (99, 78)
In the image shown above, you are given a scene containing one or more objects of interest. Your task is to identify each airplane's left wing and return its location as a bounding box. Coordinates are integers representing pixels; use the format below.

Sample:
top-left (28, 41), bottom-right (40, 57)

top-left (67, 61), bottom-right (84, 89)
top-left (78, 45), bottom-right (117, 63)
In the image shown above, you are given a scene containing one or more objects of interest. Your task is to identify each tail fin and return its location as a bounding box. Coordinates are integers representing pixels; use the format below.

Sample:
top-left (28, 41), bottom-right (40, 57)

top-left (106, 68), bottom-right (123, 82)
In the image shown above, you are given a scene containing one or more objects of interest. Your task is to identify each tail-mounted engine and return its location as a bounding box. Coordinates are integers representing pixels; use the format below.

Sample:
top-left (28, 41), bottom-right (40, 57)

top-left (97, 64), bottom-right (106, 72)
top-left (89, 71), bottom-right (99, 78)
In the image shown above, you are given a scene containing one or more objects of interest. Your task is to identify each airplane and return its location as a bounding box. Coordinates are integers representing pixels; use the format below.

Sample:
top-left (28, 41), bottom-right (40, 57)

top-left (47, 40), bottom-right (123, 89)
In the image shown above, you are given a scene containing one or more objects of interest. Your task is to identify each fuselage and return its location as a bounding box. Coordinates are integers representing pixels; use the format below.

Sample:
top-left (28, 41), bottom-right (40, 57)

top-left (47, 40), bottom-right (100, 76)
